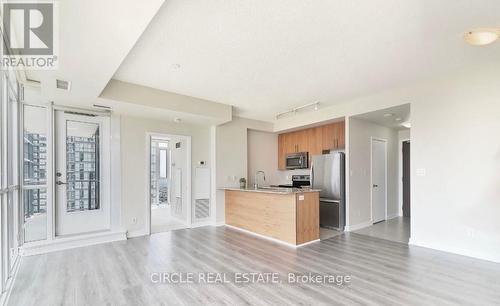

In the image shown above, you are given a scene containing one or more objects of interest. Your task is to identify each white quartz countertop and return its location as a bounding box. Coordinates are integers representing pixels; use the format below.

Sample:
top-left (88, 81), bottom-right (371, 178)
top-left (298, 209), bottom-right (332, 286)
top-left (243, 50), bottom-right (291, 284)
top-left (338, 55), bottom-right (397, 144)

top-left (220, 187), bottom-right (321, 194)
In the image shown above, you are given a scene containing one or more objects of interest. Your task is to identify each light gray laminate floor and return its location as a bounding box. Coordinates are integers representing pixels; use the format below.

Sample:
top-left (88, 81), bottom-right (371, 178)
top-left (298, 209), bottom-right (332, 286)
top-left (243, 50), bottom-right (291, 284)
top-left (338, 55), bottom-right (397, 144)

top-left (354, 216), bottom-right (410, 244)
top-left (320, 227), bottom-right (342, 240)
top-left (151, 206), bottom-right (186, 234)
top-left (9, 226), bottom-right (500, 306)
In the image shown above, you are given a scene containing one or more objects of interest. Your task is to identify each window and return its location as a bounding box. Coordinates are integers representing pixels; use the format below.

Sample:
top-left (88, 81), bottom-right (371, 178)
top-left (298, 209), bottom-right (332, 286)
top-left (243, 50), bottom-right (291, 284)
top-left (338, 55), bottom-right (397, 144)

top-left (150, 139), bottom-right (170, 207)
top-left (22, 105), bottom-right (48, 242)
top-left (160, 149), bottom-right (167, 178)
top-left (65, 121), bottom-right (100, 212)
top-left (1, 71), bottom-right (21, 284)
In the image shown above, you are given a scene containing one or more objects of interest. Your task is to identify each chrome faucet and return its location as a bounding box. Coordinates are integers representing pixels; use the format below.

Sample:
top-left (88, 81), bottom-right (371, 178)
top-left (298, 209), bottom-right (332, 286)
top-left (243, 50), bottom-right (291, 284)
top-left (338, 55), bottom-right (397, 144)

top-left (254, 170), bottom-right (266, 189)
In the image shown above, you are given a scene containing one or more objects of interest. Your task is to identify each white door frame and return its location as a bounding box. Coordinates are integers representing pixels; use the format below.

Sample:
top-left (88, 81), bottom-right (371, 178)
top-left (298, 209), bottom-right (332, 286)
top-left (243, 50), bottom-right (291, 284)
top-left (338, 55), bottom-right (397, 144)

top-left (398, 138), bottom-right (410, 217)
top-left (54, 110), bottom-right (111, 236)
top-left (145, 132), bottom-right (192, 235)
top-left (370, 137), bottom-right (388, 223)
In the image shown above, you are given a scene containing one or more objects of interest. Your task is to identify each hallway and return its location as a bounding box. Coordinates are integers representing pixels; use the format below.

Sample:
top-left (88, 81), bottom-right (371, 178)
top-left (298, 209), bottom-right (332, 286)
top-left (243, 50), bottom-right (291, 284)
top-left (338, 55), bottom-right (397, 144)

top-left (354, 217), bottom-right (410, 244)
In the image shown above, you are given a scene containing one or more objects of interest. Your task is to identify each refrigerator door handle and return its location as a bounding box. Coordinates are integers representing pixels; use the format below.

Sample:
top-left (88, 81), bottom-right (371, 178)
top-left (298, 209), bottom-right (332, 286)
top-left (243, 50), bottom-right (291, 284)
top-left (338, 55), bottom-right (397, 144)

top-left (310, 160), bottom-right (314, 188)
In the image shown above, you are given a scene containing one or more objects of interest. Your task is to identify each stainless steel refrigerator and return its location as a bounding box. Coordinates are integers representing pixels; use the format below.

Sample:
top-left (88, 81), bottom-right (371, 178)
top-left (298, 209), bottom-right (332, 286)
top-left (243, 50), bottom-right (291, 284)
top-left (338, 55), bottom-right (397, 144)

top-left (311, 151), bottom-right (345, 231)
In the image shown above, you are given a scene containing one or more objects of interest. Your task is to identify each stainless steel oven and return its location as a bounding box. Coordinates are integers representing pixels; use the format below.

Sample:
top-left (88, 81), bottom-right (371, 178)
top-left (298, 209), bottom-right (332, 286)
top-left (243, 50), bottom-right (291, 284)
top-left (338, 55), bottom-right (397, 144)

top-left (285, 152), bottom-right (308, 169)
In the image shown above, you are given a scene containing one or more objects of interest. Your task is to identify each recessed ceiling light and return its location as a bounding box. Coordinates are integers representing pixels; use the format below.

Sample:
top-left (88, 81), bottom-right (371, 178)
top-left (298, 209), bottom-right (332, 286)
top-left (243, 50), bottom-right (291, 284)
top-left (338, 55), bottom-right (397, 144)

top-left (464, 28), bottom-right (500, 46)
top-left (395, 117), bottom-right (402, 121)
top-left (383, 113), bottom-right (394, 117)
top-left (174, 118), bottom-right (182, 123)
top-left (401, 122), bottom-right (411, 129)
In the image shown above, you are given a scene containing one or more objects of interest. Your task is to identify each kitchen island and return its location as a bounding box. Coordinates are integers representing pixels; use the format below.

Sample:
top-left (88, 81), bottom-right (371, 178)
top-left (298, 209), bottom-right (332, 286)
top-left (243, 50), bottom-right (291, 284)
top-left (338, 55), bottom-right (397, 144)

top-left (223, 187), bottom-right (320, 246)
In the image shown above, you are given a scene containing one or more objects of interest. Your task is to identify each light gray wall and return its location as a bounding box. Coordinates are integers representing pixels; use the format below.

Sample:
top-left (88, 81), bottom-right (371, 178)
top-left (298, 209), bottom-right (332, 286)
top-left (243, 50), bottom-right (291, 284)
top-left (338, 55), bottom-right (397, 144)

top-left (247, 130), bottom-right (279, 186)
top-left (410, 70), bottom-right (500, 262)
top-left (214, 117), bottom-right (274, 223)
top-left (399, 129), bottom-right (410, 141)
top-left (120, 116), bottom-right (211, 236)
top-left (348, 118), bottom-right (399, 227)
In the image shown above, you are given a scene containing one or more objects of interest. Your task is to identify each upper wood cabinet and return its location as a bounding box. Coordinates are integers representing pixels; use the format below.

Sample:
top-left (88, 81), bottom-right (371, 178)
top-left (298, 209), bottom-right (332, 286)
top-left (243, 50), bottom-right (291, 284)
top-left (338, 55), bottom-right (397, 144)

top-left (278, 121), bottom-right (345, 170)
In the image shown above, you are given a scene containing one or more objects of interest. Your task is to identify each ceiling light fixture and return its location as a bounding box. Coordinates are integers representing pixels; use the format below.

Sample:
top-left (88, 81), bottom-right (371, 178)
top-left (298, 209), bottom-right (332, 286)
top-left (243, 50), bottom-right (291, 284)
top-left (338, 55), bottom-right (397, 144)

top-left (401, 121), bottom-right (411, 129)
top-left (464, 28), bottom-right (500, 46)
top-left (395, 117), bottom-right (402, 121)
top-left (174, 118), bottom-right (182, 123)
top-left (383, 113), bottom-right (394, 117)
top-left (276, 102), bottom-right (320, 120)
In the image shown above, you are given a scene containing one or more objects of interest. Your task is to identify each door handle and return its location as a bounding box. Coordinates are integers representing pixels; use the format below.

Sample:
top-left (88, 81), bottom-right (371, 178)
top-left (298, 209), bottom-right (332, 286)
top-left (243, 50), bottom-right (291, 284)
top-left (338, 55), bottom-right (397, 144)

top-left (373, 184), bottom-right (378, 188)
top-left (56, 181), bottom-right (67, 185)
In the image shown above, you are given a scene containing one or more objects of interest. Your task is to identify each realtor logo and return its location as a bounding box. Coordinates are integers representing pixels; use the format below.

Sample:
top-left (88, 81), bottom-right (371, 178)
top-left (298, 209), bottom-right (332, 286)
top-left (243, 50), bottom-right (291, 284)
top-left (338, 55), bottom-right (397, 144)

top-left (1, 1), bottom-right (58, 70)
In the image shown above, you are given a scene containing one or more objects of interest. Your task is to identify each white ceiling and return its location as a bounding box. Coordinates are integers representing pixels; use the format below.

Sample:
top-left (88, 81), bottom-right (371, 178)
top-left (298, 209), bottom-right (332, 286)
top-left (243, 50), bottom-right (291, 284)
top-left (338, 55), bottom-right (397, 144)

top-left (353, 104), bottom-right (410, 130)
top-left (23, 0), bottom-right (165, 107)
top-left (114, 0), bottom-right (500, 122)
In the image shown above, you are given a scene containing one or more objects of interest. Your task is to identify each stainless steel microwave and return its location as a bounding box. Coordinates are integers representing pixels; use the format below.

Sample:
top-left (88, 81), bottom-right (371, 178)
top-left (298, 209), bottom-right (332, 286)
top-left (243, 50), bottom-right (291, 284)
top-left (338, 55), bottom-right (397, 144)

top-left (286, 152), bottom-right (308, 169)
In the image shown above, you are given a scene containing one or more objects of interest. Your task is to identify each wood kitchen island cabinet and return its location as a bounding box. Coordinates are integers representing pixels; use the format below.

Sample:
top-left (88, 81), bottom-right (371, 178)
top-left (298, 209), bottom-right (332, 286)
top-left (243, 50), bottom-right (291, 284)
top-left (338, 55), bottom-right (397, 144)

top-left (224, 189), bottom-right (320, 246)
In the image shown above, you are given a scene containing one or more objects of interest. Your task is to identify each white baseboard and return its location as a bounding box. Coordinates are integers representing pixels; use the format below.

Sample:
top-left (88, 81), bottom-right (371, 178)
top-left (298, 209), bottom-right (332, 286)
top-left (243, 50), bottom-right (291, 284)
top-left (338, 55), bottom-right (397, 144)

top-left (215, 221), bottom-right (225, 227)
top-left (191, 220), bottom-right (216, 228)
top-left (409, 237), bottom-right (500, 264)
top-left (127, 229), bottom-right (148, 238)
top-left (344, 220), bottom-right (373, 232)
top-left (0, 255), bottom-right (21, 306)
top-left (22, 230), bottom-right (127, 256)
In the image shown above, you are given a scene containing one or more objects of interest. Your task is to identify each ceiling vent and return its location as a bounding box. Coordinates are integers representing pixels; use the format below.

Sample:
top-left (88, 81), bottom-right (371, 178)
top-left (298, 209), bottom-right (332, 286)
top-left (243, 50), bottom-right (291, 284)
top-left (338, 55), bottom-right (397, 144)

top-left (56, 79), bottom-right (71, 91)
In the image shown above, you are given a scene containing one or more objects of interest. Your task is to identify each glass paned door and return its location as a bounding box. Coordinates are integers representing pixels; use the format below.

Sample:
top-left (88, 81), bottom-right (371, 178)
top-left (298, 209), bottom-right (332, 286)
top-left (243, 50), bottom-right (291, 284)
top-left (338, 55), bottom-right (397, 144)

top-left (150, 139), bottom-right (170, 208)
top-left (55, 111), bottom-right (110, 236)
top-left (65, 120), bottom-right (100, 212)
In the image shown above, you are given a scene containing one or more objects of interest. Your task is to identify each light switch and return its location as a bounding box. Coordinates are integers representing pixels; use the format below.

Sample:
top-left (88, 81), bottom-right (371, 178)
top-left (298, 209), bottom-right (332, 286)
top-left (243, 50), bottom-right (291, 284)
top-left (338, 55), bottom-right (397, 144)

top-left (416, 168), bottom-right (426, 177)
top-left (298, 195), bottom-right (305, 201)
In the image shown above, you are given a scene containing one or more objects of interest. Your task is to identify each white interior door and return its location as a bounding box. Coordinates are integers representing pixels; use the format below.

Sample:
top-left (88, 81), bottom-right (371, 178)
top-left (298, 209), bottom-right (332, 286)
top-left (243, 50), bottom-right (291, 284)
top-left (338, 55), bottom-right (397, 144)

top-left (55, 111), bottom-right (110, 236)
top-left (371, 139), bottom-right (387, 223)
